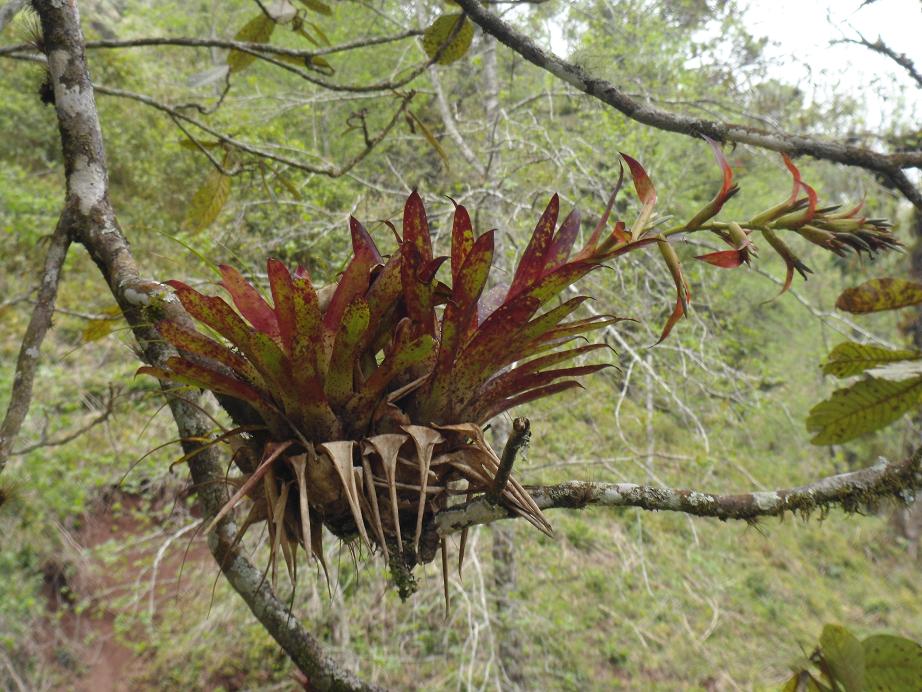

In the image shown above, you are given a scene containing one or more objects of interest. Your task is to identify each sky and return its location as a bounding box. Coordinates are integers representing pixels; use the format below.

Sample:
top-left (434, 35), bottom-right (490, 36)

top-left (742, 0), bottom-right (921, 129)
top-left (544, 0), bottom-right (921, 131)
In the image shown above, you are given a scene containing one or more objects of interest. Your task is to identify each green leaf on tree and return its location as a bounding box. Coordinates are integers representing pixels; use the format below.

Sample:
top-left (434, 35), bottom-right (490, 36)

top-left (807, 375), bottom-right (922, 445)
top-left (862, 634), bottom-right (922, 691)
top-left (297, 0), bottom-right (332, 15)
top-left (407, 111), bottom-right (450, 169)
top-left (819, 624), bottom-right (864, 692)
top-left (821, 341), bottom-right (922, 378)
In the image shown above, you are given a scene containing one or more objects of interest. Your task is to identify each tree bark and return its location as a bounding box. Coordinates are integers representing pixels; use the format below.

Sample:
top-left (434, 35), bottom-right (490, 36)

top-left (0, 222), bottom-right (70, 472)
top-left (31, 2), bottom-right (378, 689)
top-left (435, 451), bottom-right (922, 535)
top-left (895, 206), bottom-right (922, 558)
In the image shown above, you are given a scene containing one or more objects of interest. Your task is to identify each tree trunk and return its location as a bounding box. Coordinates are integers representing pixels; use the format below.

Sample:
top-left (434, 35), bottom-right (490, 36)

top-left (895, 206), bottom-right (922, 559)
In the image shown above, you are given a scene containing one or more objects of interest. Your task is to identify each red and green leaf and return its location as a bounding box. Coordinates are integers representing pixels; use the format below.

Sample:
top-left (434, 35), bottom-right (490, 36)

top-left (576, 165), bottom-right (624, 260)
top-left (480, 381), bottom-right (584, 423)
top-left (656, 240), bottom-right (690, 344)
top-left (508, 194), bottom-right (559, 298)
top-left (684, 136), bottom-right (738, 229)
top-left (323, 217), bottom-right (381, 334)
top-left (267, 258), bottom-right (298, 354)
top-left (400, 242), bottom-right (436, 336)
top-left (140, 358), bottom-right (276, 423)
top-left (157, 319), bottom-right (263, 386)
top-left (450, 202), bottom-right (475, 286)
top-left (761, 228), bottom-right (812, 297)
top-left (167, 281), bottom-right (286, 380)
top-left (219, 264), bottom-right (279, 339)
top-left (290, 272), bottom-right (325, 397)
top-left (544, 209), bottom-right (581, 271)
top-left (694, 248), bottom-right (746, 269)
top-left (621, 153), bottom-right (657, 237)
top-left (326, 298), bottom-right (370, 407)
top-left (428, 231), bottom-right (496, 412)
top-left (472, 363), bottom-right (610, 421)
top-left (402, 190), bottom-right (433, 263)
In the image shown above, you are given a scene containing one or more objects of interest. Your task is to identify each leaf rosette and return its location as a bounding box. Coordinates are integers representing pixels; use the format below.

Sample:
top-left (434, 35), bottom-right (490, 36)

top-left (141, 146), bottom-right (897, 592)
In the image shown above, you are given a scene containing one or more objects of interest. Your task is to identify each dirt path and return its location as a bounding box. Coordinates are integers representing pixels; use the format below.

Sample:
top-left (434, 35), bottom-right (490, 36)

top-left (40, 490), bottom-right (214, 691)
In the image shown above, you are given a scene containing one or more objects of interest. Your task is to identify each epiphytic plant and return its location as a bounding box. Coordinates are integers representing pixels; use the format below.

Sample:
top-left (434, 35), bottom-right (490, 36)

top-left (141, 142), bottom-right (896, 597)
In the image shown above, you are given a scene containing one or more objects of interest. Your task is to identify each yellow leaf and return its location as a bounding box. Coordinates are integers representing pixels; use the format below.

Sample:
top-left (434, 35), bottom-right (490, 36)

top-left (298, 0), bottom-right (332, 15)
top-left (81, 305), bottom-right (122, 342)
top-left (407, 111), bottom-right (449, 169)
top-left (836, 278), bottom-right (922, 314)
top-left (227, 14), bottom-right (276, 73)
top-left (307, 55), bottom-right (334, 75)
top-left (422, 14), bottom-right (474, 65)
top-left (862, 634), bottom-right (922, 691)
top-left (184, 169), bottom-right (232, 233)
top-left (83, 319), bottom-right (113, 342)
top-left (275, 171), bottom-right (302, 199)
top-left (306, 21), bottom-right (331, 45)
top-left (820, 625), bottom-right (864, 692)
top-left (178, 138), bottom-right (222, 150)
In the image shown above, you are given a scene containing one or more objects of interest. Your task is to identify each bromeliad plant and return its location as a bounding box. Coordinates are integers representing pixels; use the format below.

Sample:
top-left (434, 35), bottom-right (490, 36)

top-left (141, 141), bottom-right (896, 595)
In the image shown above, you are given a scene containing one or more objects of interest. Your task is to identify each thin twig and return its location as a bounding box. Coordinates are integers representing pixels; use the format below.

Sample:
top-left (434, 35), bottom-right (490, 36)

top-left (0, 30), bottom-right (422, 60)
top-left (833, 34), bottom-right (922, 89)
top-left (95, 83), bottom-right (416, 177)
top-left (12, 385), bottom-right (117, 456)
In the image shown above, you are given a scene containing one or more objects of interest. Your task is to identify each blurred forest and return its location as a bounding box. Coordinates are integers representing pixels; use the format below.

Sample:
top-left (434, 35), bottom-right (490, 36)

top-left (1, 0), bottom-right (921, 689)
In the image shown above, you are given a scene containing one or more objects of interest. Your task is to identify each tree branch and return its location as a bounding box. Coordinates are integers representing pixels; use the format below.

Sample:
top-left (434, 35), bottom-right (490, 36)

top-left (454, 0), bottom-right (922, 209)
top-left (83, 29), bottom-right (422, 59)
top-left (0, 220), bottom-right (70, 473)
top-left (833, 35), bottom-right (922, 90)
top-left (94, 83), bottom-right (416, 178)
top-left (434, 450), bottom-right (922, 535)
top-left (31, 2), bottom-right (376, 689)
top-left (11, 385), bottom-right (116, 456)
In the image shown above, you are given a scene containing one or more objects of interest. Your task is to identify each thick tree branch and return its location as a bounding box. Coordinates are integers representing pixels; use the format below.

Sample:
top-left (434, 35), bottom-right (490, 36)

top-left (0, 220), bottom-right (70, 473)
top-left (434, 451), bottom-right (922, 535)
top-left (454, 0), bottom-right (922, 209)
top-left (31, 2), bottom-right (376, 689)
